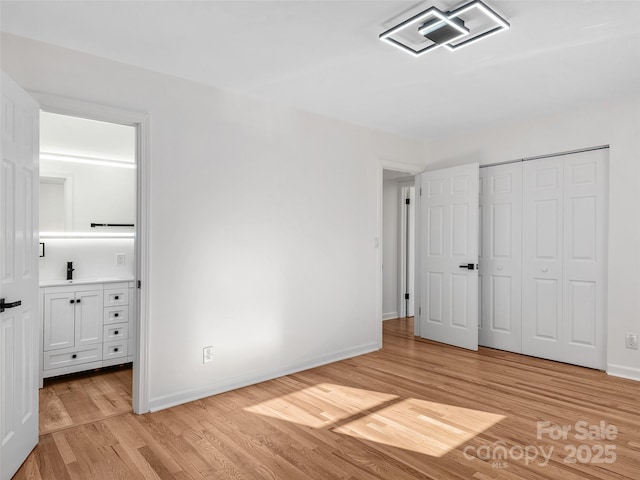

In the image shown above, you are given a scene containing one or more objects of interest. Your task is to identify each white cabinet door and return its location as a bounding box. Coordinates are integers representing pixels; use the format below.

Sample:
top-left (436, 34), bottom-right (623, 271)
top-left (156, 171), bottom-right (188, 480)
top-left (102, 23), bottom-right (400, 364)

top-left (75, 290), bottom-right (103, 347)
top-left (522, 157), bottom-right (564, 362)
top-left (43, 292), bottom-right (75, 351)
top-left (418, 163), bottom-right (479, 350)
top-left (479, 163), bottom-right (523, 352)
top-left (0, 71), bottom-right (39, 480)
top-left (561, 149), bottom-right (607, 369)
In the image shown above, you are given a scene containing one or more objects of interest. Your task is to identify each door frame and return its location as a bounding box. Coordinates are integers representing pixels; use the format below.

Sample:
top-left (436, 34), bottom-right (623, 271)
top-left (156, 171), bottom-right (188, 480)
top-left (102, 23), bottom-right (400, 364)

top-left (378, 161), bottom-right (422, 345)
top-left (31, 93), bottom-right (150, 414)
top-left (398, 181), bottom-right (415, 318)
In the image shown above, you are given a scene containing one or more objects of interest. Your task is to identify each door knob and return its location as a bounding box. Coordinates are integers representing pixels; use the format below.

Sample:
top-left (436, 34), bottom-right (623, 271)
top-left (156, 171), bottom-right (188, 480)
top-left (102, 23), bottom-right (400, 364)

top-left (0, 298), bottom-right (21, 313)
top-left (542, 267), bottom-right (549, 273)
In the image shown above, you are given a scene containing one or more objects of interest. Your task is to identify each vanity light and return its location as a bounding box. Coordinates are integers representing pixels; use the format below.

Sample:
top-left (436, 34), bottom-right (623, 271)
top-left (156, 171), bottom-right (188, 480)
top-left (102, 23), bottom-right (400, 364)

top-left (40, 152), bottom-right (136, 169)
top-left (40, 232), bottom-right (135, 239)
top-left (379, 0), bottom-right (510, 56)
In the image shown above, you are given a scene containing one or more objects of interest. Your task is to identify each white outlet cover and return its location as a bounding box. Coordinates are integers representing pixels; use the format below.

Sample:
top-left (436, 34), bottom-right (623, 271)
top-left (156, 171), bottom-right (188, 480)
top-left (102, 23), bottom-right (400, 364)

top-left (203, 346), bottom-right (214, 363)
top-left (116, 253), bottom-right (126, 266)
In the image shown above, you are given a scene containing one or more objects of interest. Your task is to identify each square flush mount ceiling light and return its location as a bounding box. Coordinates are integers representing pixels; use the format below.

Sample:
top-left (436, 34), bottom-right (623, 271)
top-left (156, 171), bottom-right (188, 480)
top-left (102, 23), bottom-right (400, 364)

top-left (379, 0), bottom-right (510, 56)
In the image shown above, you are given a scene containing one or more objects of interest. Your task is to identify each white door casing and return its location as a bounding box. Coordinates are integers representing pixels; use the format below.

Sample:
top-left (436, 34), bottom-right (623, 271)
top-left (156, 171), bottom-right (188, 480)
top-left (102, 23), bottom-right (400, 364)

top-left (0, 71), bottom-right (40, 480)
top-left (419, 163), bottom-right (479, 350)
top-left (399, 184), bottom-right (416, 318)
top-left (522, 150), bottom-right (607, 369)
top-left (479, 163), bottom-right (523, 352)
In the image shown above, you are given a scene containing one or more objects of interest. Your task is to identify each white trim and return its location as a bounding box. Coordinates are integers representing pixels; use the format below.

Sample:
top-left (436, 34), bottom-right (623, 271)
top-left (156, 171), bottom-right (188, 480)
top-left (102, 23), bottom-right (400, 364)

top-left (32, 92), bottom-right (151, 414)
top-left (149, 342), bottom-right (380, 412)
top-left (382, 312), bottom-right (399, 321)
top-left (607, 364), bottom-right (640, 382)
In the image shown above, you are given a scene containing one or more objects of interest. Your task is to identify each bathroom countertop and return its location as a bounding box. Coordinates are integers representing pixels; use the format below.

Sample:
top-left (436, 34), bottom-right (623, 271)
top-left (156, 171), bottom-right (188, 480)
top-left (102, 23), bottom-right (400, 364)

top-left (39, 276), bottom-right (135, 287)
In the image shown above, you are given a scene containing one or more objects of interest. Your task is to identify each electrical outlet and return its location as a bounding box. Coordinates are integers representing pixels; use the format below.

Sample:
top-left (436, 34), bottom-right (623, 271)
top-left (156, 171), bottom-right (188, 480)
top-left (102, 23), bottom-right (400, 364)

top-left (625, 333), bottom-right (638, 350)
top-left (203, 346), bottom-right (214, 363)
top-left (116, 253), bottom-right (126, 266)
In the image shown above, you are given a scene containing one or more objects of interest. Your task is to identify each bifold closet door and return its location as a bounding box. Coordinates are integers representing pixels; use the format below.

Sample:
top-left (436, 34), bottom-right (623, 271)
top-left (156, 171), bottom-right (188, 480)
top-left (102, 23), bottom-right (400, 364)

top-left (522, 150), bottom-right (607, 369)
top-left (479, 164), bottom-right (522, 352)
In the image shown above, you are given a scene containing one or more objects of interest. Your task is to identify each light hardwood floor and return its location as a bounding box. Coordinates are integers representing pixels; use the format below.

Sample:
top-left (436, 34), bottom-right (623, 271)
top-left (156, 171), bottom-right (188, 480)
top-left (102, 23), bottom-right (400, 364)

top-left (39, 365), bottom-right (132, 435)
top-left (16, 318), bottom-right (639, 479)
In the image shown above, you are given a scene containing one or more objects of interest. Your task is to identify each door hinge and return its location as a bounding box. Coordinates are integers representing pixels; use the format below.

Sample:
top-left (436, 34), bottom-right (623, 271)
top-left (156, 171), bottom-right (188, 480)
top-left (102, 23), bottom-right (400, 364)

top-left (420, 187), bottom-right (422, 196)
top-left (405, 198), bottom-right (410, 205)
top-left (137, 280), bottom-right (141, 289)
top-left (419, 306), bottom-right (421, 316)
top-left (404, 293), bottom-right (410, 300)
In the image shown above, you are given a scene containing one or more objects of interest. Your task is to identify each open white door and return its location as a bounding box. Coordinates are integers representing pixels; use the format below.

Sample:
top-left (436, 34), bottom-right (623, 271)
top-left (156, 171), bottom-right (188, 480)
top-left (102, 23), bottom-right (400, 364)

top-left (418, 163), bottom-right (479, 350)
top-left (0, 71), bottom-right (40, 479)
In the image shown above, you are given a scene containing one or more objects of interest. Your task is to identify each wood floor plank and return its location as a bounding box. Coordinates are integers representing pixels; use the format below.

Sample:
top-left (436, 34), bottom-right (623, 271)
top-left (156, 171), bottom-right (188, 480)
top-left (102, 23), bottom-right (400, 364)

top-left (15, 318), bottom-right (640, 479)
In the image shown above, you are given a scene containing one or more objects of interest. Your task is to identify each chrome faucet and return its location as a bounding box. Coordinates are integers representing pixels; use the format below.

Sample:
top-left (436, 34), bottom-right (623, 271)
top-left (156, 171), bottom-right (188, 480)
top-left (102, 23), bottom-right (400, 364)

top-left (66, 261), bottom-right (75, 281)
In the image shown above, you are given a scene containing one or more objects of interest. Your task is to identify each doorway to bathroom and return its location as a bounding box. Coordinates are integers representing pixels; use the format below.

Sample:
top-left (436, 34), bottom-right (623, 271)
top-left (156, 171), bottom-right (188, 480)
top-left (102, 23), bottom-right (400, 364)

top-left (37, 110), bottom-right (139, 431)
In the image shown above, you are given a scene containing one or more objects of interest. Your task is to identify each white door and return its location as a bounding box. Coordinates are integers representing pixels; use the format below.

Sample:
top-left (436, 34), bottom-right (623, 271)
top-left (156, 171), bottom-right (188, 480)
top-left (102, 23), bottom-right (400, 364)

top-left (0, 72), bottom-right (40, 479)
top-left (418, 163), bottom-right (479, 350)
top-left (522, 157), bottom-right (564, 362)
top-left (561, 150), bottom-right (607, 369)
top-left (479, 163), bottom-right (523, 352)
top-left (522, 150), bottom-right (607, 369)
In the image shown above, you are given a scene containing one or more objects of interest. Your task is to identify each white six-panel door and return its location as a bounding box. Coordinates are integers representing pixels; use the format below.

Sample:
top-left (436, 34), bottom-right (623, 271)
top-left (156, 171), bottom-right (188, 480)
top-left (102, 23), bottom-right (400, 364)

top-left (419, 163), bottom-right (479, 350)
top-left (479, 163), bottom-right (523, 353)
top-left (521, 149), bottom-right (607, 369)
top-left (0, 71), bottom-right (40, 480)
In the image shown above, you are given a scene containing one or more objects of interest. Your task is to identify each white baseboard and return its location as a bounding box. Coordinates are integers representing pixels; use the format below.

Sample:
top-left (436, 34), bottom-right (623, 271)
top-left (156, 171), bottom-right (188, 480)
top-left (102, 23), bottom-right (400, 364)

top-left (382, 312), bottom-right (399, 321)
top-left (148, 342), bottom-right (380, 412)
top-left (607, 364), bottom-right (640, 382)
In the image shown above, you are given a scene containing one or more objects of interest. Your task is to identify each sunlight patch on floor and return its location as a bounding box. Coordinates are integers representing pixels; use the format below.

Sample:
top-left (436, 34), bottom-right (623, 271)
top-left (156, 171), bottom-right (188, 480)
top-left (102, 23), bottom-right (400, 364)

top-left (245, 383), bottom-right (505, 456)
top-left (333, 397), bottom-right (506, 457)
top-left (244, 383), bottom-right (398, 428)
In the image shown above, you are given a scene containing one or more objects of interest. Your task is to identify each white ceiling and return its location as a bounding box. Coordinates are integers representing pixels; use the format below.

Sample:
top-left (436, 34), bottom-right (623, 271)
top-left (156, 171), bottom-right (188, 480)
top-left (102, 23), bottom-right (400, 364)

top-left (2, 1), bottom-right (639, 141)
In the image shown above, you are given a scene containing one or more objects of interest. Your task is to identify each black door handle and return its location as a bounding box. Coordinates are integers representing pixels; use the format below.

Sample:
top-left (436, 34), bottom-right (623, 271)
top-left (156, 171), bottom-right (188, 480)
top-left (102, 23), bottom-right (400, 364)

top-left (459, 263), bottom-right (478, 270)
top-left (0, 298), bottom-right (22, 313)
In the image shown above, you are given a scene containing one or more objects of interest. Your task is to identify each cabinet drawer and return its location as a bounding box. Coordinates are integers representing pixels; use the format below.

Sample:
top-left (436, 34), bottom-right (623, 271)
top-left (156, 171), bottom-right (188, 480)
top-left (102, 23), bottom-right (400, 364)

top-left (103, 340), bottom-right (128, 361)
top-left (44, 345), bottom-right (102, 370)
top-left (103, 323), bottom-right (129, 342)
top-left (104, 306), bottom-right (128, 324)
top-left (104, 289), bottom-right (128, 307)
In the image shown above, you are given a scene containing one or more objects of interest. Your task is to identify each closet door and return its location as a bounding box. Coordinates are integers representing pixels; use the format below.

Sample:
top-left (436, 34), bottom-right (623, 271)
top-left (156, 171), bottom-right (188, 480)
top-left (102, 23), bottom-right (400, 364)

top-left (479, 163), bottom-right (522, 352)
top-left (522, 150), bottom-right (607, 369)
top-left (562, 149), bottom-right (607, 369)
top-left (522, 157), bottom-right (564, 362)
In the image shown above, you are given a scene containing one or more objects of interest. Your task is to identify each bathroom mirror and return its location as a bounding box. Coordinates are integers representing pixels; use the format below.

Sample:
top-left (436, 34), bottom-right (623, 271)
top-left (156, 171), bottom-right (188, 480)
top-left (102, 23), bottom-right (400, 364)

top-left (39, 112), bottom-right (136, 235)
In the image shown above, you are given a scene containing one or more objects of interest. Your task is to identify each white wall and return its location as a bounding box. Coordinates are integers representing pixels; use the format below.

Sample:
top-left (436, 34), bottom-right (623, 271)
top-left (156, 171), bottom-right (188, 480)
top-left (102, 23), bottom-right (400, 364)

top-left (382, 179), bottom-right (399, 320)
top-left (425, 96), bottom-right (640, 381)
top-left (39, 239), bottom-right (134, 281)
top-left (1, 33), bottom-right (427, 409)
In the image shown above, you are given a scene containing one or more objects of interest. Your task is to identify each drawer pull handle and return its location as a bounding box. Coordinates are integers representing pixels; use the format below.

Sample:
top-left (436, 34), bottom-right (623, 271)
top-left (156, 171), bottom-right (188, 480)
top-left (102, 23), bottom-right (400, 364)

top-left (114, 296), bottom-right (119, 300)
top-left (114, 313), bottom-right (119, 317)
top-left (114, 348), bottom-right (119, 352)
top-left (70, 299), bottom-right (75, 304)
top-left (114, 330), bottom-right (119, 335)
top-left (72, 354), bottom-right (77, 359)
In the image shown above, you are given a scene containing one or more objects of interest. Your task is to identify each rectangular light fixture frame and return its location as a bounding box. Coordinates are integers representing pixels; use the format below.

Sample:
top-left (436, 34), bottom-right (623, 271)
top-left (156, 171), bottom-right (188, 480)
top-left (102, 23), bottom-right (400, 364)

top-left (444, 0), bottom-right (510, 51)
top-left (379, 6), bottom-right (470, 57)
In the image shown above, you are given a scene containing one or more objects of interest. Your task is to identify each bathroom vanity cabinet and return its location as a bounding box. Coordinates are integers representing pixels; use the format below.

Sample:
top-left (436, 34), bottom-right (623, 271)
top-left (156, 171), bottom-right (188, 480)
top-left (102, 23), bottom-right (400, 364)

top-left (40, 279), bottom-right (135, 383)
